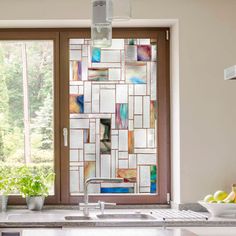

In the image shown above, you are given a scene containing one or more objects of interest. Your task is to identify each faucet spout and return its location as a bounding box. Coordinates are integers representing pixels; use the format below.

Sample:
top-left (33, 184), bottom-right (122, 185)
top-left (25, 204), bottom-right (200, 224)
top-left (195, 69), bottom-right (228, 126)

top-left (84, 178), bottom-right (123, 204)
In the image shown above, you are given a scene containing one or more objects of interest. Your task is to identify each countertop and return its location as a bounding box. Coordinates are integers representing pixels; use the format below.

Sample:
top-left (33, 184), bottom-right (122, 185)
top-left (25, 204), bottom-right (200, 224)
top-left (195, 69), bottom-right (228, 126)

top-left (1, 208), bottom-right (236, 228)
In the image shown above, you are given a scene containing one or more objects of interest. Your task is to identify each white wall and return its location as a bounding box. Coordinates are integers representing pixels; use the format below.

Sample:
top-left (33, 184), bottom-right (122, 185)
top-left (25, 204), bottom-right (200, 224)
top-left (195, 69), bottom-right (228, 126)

top-left (1, 0), bottom-right (236, 204)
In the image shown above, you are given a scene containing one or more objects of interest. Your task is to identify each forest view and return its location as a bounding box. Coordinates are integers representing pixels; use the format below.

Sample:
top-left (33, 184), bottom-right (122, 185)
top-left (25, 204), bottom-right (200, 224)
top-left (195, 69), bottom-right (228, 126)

top-left (0, 41), bottom-right (54, 186)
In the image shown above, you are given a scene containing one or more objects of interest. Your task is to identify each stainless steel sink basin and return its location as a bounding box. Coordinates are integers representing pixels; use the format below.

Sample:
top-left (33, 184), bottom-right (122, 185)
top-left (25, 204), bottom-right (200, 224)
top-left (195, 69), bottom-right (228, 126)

top-left (64, 216), bottom-right (92, 220)
top-left (96, 213), bottom-right (156, 220)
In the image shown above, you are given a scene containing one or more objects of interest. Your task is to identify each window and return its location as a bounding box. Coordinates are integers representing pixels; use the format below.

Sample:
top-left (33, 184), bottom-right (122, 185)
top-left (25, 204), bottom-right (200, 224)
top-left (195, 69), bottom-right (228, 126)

top-left (60, 29), bottom-right (170, 204)
top-left (0, 29), bottom-right (169, 205)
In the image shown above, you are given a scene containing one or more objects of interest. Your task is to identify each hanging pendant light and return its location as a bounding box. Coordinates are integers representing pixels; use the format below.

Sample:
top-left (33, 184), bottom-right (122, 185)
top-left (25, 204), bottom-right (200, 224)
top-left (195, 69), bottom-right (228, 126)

top-left (91, 0), bottom-right (112, 48)
top-left (91, 0), bottom-right (131, 48)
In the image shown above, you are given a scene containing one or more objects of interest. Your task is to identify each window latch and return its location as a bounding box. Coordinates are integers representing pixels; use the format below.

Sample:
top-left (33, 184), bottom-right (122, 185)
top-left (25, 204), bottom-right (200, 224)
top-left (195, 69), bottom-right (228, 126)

top-left (63, 128), bottom-right (68, 147)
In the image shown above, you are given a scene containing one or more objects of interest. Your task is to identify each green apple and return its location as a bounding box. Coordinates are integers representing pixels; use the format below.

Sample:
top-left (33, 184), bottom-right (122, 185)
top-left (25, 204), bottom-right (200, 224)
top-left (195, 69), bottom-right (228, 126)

top-left (214, 190), bottom-right (228, 201)
top-left (203, 194), bottom-right (214, 203)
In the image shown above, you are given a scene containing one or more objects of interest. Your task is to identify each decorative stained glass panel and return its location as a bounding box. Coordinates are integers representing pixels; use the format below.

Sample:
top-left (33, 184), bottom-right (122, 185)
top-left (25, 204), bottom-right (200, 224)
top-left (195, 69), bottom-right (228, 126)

top-left (69, 38), bottom-right (157, 195)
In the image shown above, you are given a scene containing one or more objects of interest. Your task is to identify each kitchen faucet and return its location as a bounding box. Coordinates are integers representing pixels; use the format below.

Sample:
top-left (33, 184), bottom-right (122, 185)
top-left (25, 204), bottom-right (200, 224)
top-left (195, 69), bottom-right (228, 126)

top-left (79, 178), bottom-right (123, 217)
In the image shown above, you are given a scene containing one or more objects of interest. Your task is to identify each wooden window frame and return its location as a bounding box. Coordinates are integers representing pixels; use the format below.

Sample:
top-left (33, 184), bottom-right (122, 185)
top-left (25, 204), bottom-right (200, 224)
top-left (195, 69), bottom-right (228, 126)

top-left (60, 28), bottom-right (170, 205)
top-left (0, 30), bottom-right (61, 205)
top-left (0, 28), bottom-right (170, 205)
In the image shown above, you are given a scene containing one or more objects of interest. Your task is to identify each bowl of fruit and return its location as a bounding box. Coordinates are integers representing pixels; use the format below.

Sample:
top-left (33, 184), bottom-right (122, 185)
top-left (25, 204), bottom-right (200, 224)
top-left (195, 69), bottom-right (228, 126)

top-left (199, 185), bottom-right (236, 217)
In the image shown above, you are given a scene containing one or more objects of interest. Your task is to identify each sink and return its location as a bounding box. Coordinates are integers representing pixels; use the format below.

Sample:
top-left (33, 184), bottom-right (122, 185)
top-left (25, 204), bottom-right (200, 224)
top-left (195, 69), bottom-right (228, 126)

top-left (96, 213), bottom-right (156, 220)
top-left (64, 216), bottom-right (92, 220)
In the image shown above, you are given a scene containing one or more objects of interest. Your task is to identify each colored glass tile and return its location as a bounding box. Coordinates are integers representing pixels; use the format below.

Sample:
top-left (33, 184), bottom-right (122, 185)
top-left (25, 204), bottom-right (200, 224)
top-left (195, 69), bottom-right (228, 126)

top-left (128, 131), bottom-right (134, 154)
top-left (88, 68), bottom-right (108, 81)
top-left (150, 165), bottom-right (157, 193)
top-left (126, 62), bottom-right (146, 84)
top-left (70, 61), bottom-right (82, 81)
top-left (100, 119), bottom-right (111, 154)
top-left (69, 94), bottom-right (84, 113)
top-left (137, 45), bottom-right (151, 61)
top-left (101, 187), bottom-right (134, 193)
top-left (117, 168), bottom-right (136, 183)
top-left (92, 47), bottom-right (101, 63)
top-left (115, 104), bottom-right (128, 129)
top-left (84, 161), bottom-right (96, 181)
top-left (84, 129), bottom-right (90, 143)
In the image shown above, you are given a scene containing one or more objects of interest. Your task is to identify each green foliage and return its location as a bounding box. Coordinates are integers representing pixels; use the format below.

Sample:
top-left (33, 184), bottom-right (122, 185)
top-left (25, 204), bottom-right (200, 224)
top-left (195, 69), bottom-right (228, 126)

top-left (0, 40), bottom-right (54, 165)
top-left (16, 166), bottom-right (55, 197)
top-left (0, 167), bottom-right (17, 195)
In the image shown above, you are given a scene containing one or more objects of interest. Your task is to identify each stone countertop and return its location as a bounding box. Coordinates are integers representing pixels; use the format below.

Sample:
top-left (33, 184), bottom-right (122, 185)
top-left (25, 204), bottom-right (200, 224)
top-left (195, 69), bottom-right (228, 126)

top-left (0, 208), bottom-right (236, 228)
top-left (0, 228), bottom-right (198, 236)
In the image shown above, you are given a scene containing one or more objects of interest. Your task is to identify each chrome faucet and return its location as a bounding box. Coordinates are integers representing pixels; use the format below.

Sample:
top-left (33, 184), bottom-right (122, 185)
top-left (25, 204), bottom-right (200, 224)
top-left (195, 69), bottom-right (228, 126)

top-left (79, 178), bottom-right (123, 217)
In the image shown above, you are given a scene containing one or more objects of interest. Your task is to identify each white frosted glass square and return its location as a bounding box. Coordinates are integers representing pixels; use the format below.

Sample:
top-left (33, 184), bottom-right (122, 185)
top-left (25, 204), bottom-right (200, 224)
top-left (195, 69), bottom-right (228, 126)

top-left (70, 171), bottom-right (79, 193)
top-left (101, 50), bottom-right (121, 63)
top-left (129, 84), bottom-right (134, 95)
top-left (100, 89), bottom-right (116, 113)
top-left (147, 62), bottom-right (151, 95)
top-left (96, 134), bottom-right (100, 177)
top-left (111, 114), bottom-right (116, 129)
top-left (139, 39), bottom-right (150, 45)
top-left (85, 143), bottom-right (96, 154)
top-left (70, 150), bottom-right (79, 162)
top-left (125, 45), bottom-right (137, 61)
top-left (134, 97), bottom-right (143, 114)
top-left (70, 50), bottom-right (82, 61)
top-left (111, 150), bottom-right (116, 178)
top-left (135, 84), bottom-right (146, 95)
top-left (134, 129), bottom-right (146, 148)
top-left (137, 154), bottom-right (156, 165)
top-left (79, 150), bottom-right (84, 162)
top-left (129, 96), bottom-right (134, 119)
top-left (70, 45), bottom-right (82, 50)
top-left (129, 120), bottom-right (133, 131)
top-left (116, 84), bottom-right (128, 103)
top-left (85, 154), bottom-right (96, 161)
top-left (134, 115), bottom-right (143, 128)
top-left (88, 184), bottom-right (100, 194)
top-left (139, 166), bottom-right (150, 187)
top-left (70, 39), bottom-right (85, 45)
top-left (101, 155), bottom-right (111, 178)
top-left (92, 85), bottom-right (100, 113)
top-left (82, 57), bottom-right (88, 81)
top-left (91, 63), bottom-right (120, 68)
top-left (90, 122), bottom-right (96, 143)
top-left (143, 96), bottom-right (150, 128)
top-left (84, 82), bottom-right (91, 102)
top-left (79, 167), bottom-right (84, 192)
top-left (79, 86), bottom-right (84, 94)
top-left (140, 187), bottom-right (150, 193)
top-left (119, 151), bottom-right (128, 159)
top-left (152, 45), bottom-right (157, 61)
top-left (70, 129), bottom-right (83, 148)
top-left (151, 62), bottom-right (157, 100)
top-left (111, 135), bottom-right (118, 149)
top-left (84, 102), bottom-right (92, 113)
top-left (119, 159), bottom-right (128, 168)
top-left (129, 154), bottom-right (136, 168)
top-left (102, 39), bottom-right (124, 50)
top-left (70, 119), bottom-right (89, 129)
top-left (119, 130), bottom-right (128, 151)
top-left (147, 129), bottom-right (155, 148)
top-left (70, 86), bottom-right (79, 94)
top-left (109, 68), bottom-right (121, 81)
top-left (82, 45), bottom-right (88, 57)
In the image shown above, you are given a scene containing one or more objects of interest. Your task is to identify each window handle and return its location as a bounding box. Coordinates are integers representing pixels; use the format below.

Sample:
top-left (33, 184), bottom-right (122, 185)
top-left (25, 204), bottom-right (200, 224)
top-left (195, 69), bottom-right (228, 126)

top-left (63, 128), bottom-right (68, 147)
